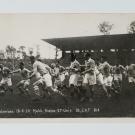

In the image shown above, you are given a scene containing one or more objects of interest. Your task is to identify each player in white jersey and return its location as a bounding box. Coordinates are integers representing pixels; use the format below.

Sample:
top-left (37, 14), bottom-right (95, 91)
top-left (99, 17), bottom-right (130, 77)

top-left (51, 62), bottom-right (66, 90)
top-left (81, 53), bottom-right (96, 102)
top-left (29, 56), bottom-right (68, 103)
top-left (56, 64), bottom-right (67, 90)
top-left (95, 59), bottom-right (109, 97)
top-left (0, 64), bottom-right (13, 94)
top-left (69, 56), bottom-right (80, 86)
top-left (11, 62), bottom-right (31, 95)
top-left (50, 63), bottom-right (59, 88)
top-left (127, 63), bottom-right (135, 87)
top-left (68, 55), bottom-right (80, 98)
top-left (29, 56), bottom-right (52, 98)
top-left (112, 63), bottom-right (125, 93)
top-left (102, 61), bottom-right (113, 97)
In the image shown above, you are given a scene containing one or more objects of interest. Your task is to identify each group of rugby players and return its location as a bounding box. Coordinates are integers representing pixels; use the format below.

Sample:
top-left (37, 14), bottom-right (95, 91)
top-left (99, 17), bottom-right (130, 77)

top-left (0, 52), bottom-right (135, 103)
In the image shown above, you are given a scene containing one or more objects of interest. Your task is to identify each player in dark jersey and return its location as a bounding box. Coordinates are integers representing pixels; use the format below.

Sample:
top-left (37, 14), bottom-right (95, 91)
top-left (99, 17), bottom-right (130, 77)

top-left (11, 62), bottom-right (31, 95)
top-left (0, 64), bottom-right (13, 95)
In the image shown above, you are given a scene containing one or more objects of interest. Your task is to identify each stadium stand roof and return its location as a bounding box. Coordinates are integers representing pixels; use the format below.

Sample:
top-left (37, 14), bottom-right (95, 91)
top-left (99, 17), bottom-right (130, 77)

top-left (42, 33), bottom-right (135, 51)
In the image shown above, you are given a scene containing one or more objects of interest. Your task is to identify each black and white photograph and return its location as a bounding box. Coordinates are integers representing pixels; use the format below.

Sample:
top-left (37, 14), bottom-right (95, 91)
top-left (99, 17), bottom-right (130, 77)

top-left (0, 13), bottom-right (135, 118)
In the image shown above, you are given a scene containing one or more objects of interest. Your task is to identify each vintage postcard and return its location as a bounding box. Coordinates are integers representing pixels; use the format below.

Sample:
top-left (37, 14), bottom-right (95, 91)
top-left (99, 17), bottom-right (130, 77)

top-left (0, 13), bottom-right (134, 118)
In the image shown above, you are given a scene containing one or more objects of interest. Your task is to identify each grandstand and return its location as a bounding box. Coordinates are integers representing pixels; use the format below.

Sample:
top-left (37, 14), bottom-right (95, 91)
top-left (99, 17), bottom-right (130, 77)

top-left (43, 33), bottom-right (135, 66)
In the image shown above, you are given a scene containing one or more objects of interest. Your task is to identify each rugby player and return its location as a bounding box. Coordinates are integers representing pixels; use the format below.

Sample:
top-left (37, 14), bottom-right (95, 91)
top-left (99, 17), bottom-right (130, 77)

top-left (0, 64), bottom-right (13, 94)
top-left (81, 53), bottom-right (96, 102)
top-left (29, 56), bottom-right (68, 103)
top-left (112, 63), bottom-right (125, 93)
top-left (127, 63), bottom-right (135, 87)
top-left (11, 62), bottom-right (31, 96)
top-left (102, 62), bottom-right (113, 98)
top-left (51, 62), bottom-right (66, 90)
top-left (95, 59), bottom-right (108, 97)
top-left (68, 54), bottom-right (80, 98)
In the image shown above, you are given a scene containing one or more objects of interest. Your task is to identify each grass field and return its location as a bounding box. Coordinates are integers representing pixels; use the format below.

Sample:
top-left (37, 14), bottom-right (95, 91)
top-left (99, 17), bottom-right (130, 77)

top-left (0, 73), bottom-right (135, 118)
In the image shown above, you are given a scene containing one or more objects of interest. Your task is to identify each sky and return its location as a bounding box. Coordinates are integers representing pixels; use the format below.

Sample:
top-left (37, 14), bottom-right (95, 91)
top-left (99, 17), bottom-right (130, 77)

top-left (0, 13), bottom-right (135, 59)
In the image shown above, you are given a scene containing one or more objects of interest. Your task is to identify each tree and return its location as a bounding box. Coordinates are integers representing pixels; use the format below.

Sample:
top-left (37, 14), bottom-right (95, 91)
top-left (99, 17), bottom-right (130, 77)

top-left (128, 21), bottom-right (135, 33)
top-left (98, 21), bottom-right (113, 35)
top-left (6, 45), bottom-right (17, 69)
top-left (29, 48), bottom-right (34, 56)
top-left (0, 50), bottom-right (5, 60)
top-left (19, 46), bottom-right (26, 59)
top-left (19, 45), bottom-right (25, 52)
top-left (6, 45), bottom-right (16, 59)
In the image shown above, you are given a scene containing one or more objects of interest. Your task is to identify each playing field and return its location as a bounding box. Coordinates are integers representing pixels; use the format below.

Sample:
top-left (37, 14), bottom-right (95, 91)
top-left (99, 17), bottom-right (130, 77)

top-left (0, 73), bottom-right (134, 118)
